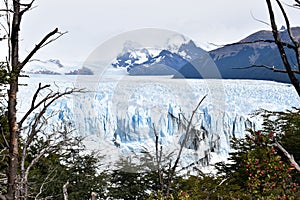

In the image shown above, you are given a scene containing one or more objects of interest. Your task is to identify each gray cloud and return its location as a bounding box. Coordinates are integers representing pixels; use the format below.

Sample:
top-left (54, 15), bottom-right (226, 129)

top-left (18, 0), bottom-right (300, 63)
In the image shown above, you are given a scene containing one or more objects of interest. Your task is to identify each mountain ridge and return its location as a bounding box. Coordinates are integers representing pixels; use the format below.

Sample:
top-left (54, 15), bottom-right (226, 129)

top-left (112, 27), bottom-right (300, 82)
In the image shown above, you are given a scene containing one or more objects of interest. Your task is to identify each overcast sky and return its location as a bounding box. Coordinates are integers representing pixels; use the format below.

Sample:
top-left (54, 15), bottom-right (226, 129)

top-left (17, 0), bottom-right (300, 63)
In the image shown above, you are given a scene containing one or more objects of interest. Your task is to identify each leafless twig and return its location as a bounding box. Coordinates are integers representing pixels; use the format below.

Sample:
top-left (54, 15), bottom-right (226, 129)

top-left (232, 64), bottom-right (300, 74)
top-left (166, 95), bottom-right (207, 197)
top-left (250, 10), bottom-right (270, 26)
top-left (153, 124), bottom-right (164, 193)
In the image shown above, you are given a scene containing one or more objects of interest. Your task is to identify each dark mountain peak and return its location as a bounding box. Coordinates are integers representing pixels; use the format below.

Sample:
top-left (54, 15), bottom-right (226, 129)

top-left (178, 40), bottom-right (207, 61)
top-left (240, 27), bottom-right (300, 43)
top-left (184, 40), bottom-right (197, 48)
top-left (241, 30), bottom-right (273, 43)
top-left (280, 25), bottom-right (286, 31)
top-left (158, 49), bottom-right (173, 57)
top-left (209, 27), bottom-right (300, 83)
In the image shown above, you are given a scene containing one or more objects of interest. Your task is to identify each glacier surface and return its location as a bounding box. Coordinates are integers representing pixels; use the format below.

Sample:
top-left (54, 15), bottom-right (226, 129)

top-left (18, 74), bottom-right (300, 171)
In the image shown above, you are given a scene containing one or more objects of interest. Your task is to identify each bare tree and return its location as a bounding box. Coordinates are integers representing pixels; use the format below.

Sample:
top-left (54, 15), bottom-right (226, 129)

top-left (154, 95), bottom-right (207, 198)
top-left (224, 0), bottom-right (300, 96)
top-left (223, 0), bottom-right (300, 173)
top-left (251, 0), bottom-right (300, 173)
top-left (17, 84), bottom-right (83, 200)
top-left (0, 1), bottom-right (80, 200)
top-left (265, 0), bottom-right (300, 96)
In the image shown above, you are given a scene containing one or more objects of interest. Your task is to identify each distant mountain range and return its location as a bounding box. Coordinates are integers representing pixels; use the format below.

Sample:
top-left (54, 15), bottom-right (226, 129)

top-left (112, 27), bottom-right (300, 82)
top-left (23, 59), bottom-right (93, 75)
top-left (210, 27), bottom-right (300, 82)
top-left (25, 27), bottom-right (300, 82)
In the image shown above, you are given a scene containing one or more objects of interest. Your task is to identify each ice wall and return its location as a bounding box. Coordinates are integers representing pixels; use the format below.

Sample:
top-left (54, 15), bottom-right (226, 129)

top-left (18, 75), bottom-right (300, 170)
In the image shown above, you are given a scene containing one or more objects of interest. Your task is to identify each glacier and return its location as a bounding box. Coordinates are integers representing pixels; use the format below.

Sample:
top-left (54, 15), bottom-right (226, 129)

top-left (17, 74), bottom-right (300, 172)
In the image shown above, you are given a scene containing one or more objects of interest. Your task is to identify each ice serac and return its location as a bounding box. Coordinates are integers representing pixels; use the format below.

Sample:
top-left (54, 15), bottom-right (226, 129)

top-left (17, 75), bottom-right (299, 170)
top-left (70, 75), bottom-right (300, 169)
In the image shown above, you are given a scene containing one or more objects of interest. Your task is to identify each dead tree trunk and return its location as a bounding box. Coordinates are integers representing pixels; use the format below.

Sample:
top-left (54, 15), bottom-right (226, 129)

top-left (224, 1), bottom-right (300, 97)
top-left (6, 1), bottom-right (21, 199)
top-left (265, 0), bottom-right (300, 96)
top-left (0, 1), bottom-right (65, 199)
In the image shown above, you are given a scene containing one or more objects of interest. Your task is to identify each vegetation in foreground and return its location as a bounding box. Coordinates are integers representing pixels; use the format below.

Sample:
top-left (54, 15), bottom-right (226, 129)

top-left (1, 108), bottom-right (299, 200)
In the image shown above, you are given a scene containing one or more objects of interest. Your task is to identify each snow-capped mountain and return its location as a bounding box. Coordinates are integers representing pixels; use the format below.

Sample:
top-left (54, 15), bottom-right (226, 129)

top-left (23, 59), bottom-right (93, 75)
top-left (111, 39), bottom-right (210, 76)
top-left (111, 27), bottom-right (300, 82)
top-left (18, 75), bottom-right (300, 171)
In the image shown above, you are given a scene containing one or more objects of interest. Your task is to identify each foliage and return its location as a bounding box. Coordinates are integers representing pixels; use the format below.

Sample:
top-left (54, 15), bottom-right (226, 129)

top-left (245, 130), bottom-right (299, 199)
top-left (177, 173), bottom-right (217, 199)
top-left (256, 108), bottom-right (300, 163)
top-left (107, 170), bottom-right (152, 199)
top-left (104, 154), bottom-right (159, 199)
top-left (20, 136), bottom-right (106, 200)
top-left (148, 190), bottom-right (190, 200)
top-left (0, 114), bottom-right (9, 195)
top-left (216, 128), bottom-right (300, 199)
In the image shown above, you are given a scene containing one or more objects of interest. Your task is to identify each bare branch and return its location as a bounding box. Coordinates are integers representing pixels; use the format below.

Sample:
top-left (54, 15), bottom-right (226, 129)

top-left (19, 86), bottom-right (84, 199)
top-left (17, 0), bottom-right (35, 16)
top-left (153, 124), bottom-right (164, 192)
top-left (20, 0), bottom-right (35, 16)
top-left (63, 181), bottom-right (69, 200)
top-left (6, 1), bottom-right (11, 68)
top-left (34, 168), bottom-right (57, 200)
top-left (266, 0), bottom-right (300, 96)
top-left (0, 125), bottom-right (9, 148)
top-left (273, 141), bottom-right (300, 172)
top-left (275, 0), bottom-right (300, 72)
top-left (25, 145), bottom-right (52, 178)
top-left (250, 10), bottom-right (270, 26)
top-left (222, 39), bottom-right (296, 50)
top-left (18, 83), bottom-right (51, 127)
top-left (232, 64), bottom-right (300, 74)
top-left (23, 87), bottom-right (83, 146)
top-left (166, 95), bottom-right (207, 197)
top-left (19, 28), bottom-right (60, 70)
top-left (0, 9), bottom-right (13, 13)
top-left (40, 30), bottom-right (67, 49)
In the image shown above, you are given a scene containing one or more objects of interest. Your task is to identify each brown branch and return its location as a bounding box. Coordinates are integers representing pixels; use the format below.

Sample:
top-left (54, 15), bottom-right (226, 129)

top-left (19, 28), bottom-right (59, 70)
top-left (232, 64), bottom-right (300, 74)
